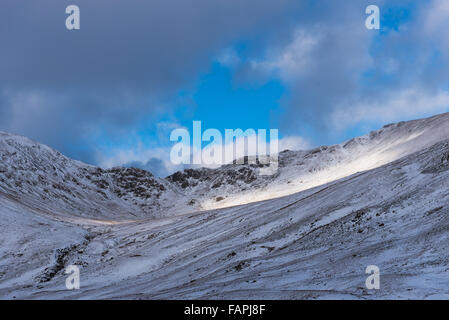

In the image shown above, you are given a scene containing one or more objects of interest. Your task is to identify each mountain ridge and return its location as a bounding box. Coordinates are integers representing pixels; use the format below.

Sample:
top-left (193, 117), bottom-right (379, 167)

top-left (2, 112), bottom-right (449, 218)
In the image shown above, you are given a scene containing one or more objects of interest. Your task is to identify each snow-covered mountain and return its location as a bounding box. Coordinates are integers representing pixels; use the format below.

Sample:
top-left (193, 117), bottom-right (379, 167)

top-left (170, 112), bottom-right (449, 210)
top-left (1, 112), bottom-right (449, 299)
top-left (0, 132), bottom-right (190, 220)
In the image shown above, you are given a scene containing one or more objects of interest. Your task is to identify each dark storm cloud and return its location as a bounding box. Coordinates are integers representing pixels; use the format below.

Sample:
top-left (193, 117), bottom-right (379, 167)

top-left (0, 0), bottom-right (299, 162)
top-left (0, 0), bottom-right (299, 90)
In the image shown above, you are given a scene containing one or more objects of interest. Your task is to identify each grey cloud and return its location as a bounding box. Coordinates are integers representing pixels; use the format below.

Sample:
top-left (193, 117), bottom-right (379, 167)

top-left (0, 0), bottom-right (297, 91)
top-left (0, 0), bottom-right (299, 163)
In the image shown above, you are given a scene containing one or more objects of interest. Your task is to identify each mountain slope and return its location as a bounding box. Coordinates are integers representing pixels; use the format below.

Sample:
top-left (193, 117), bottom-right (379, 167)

top-left (171, 112), bottom-right (449, 210)
top-left (0, 132), bottom-right (190, 219)
top-left (1, 113), bottom-right (449, 299)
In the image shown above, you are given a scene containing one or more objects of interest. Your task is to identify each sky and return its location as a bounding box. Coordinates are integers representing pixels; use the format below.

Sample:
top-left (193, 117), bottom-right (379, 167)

top-left (1, 0), bottom-right (449, 176)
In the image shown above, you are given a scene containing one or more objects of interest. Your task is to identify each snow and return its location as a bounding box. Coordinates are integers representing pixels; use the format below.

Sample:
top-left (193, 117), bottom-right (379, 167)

top-left (1, 113), bottom-right (449, 299)
top-left (194, 113), bottom-right (449, 210)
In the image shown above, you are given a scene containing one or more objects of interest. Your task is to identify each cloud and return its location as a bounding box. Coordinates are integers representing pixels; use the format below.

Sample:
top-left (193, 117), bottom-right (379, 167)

top-left (423, 0), bottom-right (449, 36)
top-left (330, 88), bottom-right (449, 131)
top-left (250, 29), bottom-right (322, 82)
top-left (277, 135), bottom-right (311, 151)
top-left (0, 0), bottom-right (297, 91)
top-left (217, 48), bottom-right (241, 68)
top-left (0, 0), bottom-right (299, 163)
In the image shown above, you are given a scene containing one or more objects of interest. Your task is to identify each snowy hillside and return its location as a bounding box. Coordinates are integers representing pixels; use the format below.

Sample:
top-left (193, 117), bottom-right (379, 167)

top-left (173, 112), bottom-right (449, 210)
top-left (1, 113), bottom-right (449, 299)
top-left (0, 132), bottom-right (190, 219)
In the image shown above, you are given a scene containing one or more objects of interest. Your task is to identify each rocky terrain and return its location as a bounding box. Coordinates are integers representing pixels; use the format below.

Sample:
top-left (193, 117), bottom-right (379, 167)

top-left (0, 132), bottom-right (188, 219)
